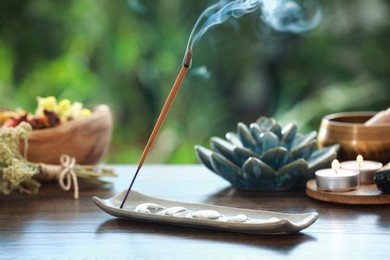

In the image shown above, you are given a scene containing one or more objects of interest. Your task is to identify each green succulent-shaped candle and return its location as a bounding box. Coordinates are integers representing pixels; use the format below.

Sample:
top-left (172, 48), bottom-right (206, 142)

top-left (195, 117), bottom-right (339, 190)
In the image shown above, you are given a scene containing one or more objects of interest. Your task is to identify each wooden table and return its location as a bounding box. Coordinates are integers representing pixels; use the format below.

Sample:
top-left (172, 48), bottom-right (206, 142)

top-left (1, 165), bottom-right (389, 258)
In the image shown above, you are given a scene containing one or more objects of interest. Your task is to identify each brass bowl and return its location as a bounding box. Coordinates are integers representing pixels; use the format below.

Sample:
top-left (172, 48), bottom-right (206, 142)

top-left (317, 112), bottom-right (390, 164)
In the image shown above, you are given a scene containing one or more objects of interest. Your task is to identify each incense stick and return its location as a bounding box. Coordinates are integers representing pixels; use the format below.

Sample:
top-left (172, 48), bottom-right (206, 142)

top-left (120, 49), bottom-right (192, 209)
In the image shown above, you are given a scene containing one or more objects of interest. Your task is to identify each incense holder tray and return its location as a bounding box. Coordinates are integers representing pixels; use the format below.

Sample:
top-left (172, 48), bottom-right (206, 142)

top-left (93, 190), bottom-right (318, 235)
top-left (195, 116), bottom-right (339, 191)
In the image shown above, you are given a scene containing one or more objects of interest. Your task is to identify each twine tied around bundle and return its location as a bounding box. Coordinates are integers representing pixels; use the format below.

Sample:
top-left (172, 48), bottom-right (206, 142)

top-left (40, 154), bottom-right (79, 199)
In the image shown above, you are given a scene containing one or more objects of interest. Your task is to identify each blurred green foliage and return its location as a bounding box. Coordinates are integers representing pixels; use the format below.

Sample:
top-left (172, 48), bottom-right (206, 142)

top-left (0, 0), bottom-right (389, 164)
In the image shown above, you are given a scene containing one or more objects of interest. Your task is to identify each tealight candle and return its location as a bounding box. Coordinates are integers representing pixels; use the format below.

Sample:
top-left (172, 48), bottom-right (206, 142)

top-left (340, 155), bottom-right (383, 184)
top-left (315, 160), bottom-right (359, 192)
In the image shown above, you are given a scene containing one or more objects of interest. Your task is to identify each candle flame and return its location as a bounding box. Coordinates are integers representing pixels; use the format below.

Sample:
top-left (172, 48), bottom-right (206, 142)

top-left (357, 154), bottom-right (364, 163)
top-left (331, 159), bottom-right (340, 169)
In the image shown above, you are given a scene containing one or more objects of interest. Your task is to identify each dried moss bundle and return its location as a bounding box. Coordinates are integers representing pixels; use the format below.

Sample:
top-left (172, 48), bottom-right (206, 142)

top-left (0, 122), bottom-right (116, 198)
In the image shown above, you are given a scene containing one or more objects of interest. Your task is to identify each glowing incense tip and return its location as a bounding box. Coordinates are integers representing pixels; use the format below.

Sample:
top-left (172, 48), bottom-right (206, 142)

top-left (183, 49), bottom-right (193, 68)
top-left (119, 50), bottom-right (193, 209)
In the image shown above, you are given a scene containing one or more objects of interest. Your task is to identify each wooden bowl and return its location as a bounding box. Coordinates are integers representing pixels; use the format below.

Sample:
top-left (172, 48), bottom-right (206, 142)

top-left (317, 112), bottom-right (390, 164)
top-left (19, 104), bottom-right (113, 165)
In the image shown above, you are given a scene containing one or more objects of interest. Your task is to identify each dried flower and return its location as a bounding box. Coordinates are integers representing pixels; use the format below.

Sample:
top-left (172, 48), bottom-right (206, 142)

top-left (37, 96), bottom-right (57, 115)
top-left (57, 99), bottom-right (71, 123)
top-left (0, 96), bottom-right (92, 129)
top-left (70, 101), bottom-right (90, 119)
top-left (81, 108), bottom-right (91, 117)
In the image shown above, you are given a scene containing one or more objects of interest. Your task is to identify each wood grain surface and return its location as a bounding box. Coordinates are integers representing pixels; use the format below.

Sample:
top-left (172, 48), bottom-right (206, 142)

top-left (1, 165), bottom-right (390, 259)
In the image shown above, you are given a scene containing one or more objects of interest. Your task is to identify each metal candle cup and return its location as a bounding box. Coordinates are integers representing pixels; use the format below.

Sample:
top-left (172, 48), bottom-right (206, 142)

top-left (340, 160), bottom-right (382, 184)
top-left (315, 168), bottom-right (359, 192)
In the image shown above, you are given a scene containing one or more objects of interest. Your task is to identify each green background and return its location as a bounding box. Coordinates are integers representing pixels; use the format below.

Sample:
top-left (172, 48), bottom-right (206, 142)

top-left (0, 0), bottom-right (389, 164)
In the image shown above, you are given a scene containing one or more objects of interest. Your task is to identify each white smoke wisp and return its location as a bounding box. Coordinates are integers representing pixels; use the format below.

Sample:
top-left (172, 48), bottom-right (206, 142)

top-left (261, 0), bottom-right (322, 33)
top-left (186, 0), bottom-right (322, 51)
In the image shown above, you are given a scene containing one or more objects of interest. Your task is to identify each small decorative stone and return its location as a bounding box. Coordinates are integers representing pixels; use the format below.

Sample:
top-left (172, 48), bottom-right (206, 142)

top-left (160, 206), bottom-right (189, 216)
top-left (191, 210), bottom-right (221, 220)
top-left (375, 163), bottom-right (390, 194)
top-left (135, 203), bottom-right (165, 214)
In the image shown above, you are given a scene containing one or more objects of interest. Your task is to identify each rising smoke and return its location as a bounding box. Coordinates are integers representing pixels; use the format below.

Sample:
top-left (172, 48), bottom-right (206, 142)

top-left (186, 0), bottom-right (321, 50)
